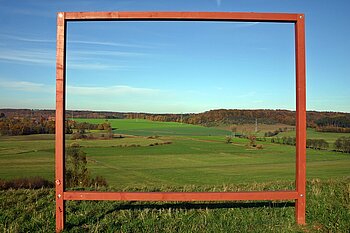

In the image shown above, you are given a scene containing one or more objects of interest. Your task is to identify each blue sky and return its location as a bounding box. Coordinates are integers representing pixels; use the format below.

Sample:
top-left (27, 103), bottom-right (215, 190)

top-left (0, 0), bottom-right (349, 113)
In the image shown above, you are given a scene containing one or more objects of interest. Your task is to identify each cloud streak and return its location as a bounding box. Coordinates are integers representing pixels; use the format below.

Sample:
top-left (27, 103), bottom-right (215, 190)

top-left (68, 85), bottom-right (160, 96)
top-left (0, 47), bottom-right (146, 70)
top-left (0, 49), bottom-right (54, 65)
top-left (67, 62), bottom-right (131, 70)
top-left (0, 79), bottom-right (160, 96)
top-left (69, 40), bottom-right (155, 49)
top-left (0, 33), bottom-right (155, 49)
top-left (69, 49), bottom-right (148, 58)
top-left (0, 79), bottom-right (53, 92)
top-left (0, 34), bottom-right (55, 43)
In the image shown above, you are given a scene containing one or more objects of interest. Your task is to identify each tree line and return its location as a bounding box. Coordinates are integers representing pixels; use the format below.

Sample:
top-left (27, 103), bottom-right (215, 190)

top-left (264, 127), bottom-right (292, 137)
top-left (268, 135), bottom-right (350, 153)
top-left (315, 116), bottom-right (350, 133)
top-left (71, 121), bottom-right (113, 140)
top-left (0, 116), bottom-right (111, 136)
top-left (2, 109), bottom-right (350, 129)
top-left (0, 117), bottom-right (57, 136)
top-left (269, 136), bottom-right (330, 150)
top-left (334, 137), bottom-right (350, 153)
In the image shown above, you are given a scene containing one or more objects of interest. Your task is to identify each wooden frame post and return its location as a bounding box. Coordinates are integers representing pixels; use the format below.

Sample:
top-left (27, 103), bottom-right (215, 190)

top-left (55, 11), bottom-right (306, 232)
top-left (295, 14), bottom-right (306, 225)
top-left (55, 12), bottom-right (66, 232)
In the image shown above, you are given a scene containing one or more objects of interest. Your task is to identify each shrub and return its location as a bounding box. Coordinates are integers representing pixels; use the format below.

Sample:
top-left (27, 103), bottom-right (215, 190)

top-left (70, 142), bottom-right (80, 148)
top-left (91, 176), bottom-right (108, 189)
top-left (334, 137), bottom-right (350, 153)
top-left (71, 132), bottom-right (86, 140)
top-left (225, 136), bottom-right (233, 144)
top-left (0, 177), bottom-right (53, 190)
top-left (65, 143), bottom-right (107, 188)
top-left (248, 135), bottom-right (257, 147)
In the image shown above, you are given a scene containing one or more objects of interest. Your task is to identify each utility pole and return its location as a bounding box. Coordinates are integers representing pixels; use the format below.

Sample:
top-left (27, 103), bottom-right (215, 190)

top-left (255, 118), bottom-right (258, 133)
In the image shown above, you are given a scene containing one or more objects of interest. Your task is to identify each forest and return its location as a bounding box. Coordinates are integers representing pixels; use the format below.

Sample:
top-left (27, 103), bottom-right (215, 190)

top-left (0, 115), bottom-right (110, 136)
top-left (1, 108), bottom-right (350, 132)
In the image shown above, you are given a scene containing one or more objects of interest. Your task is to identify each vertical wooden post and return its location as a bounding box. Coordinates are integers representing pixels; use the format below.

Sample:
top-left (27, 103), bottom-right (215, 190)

top-left (295, 14), bottom-right (306, 225)
top-left (55, 12), bottom-right (66, 232)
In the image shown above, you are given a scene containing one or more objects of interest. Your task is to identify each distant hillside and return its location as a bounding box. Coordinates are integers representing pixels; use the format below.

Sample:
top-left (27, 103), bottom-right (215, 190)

top-left (1, 108), bottom-right (350, 128)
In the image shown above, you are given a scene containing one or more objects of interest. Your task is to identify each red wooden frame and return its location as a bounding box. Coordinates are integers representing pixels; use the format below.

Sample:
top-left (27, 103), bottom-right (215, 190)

top-left (56, 11), bottom-right (306, 232)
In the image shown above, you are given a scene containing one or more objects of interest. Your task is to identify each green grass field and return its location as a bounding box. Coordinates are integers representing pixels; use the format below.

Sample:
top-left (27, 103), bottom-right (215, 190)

top-left (275, 128), bottom-right (350, 145)
top-left (1, 119), bottom-right (350, 232)
top-left (75, 118), bottom-right (231, 136)
top-left (1, 119), bottom-right (349, 189)
top-left (1, 178), bottom-right (349, 232)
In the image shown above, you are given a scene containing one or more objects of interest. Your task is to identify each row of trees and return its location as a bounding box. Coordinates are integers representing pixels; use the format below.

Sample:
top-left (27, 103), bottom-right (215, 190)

top-left (0, 116), bottom-right (113, 136)
top-left (315, 116), bottom-right (350, 133)
top-left (2, 109), bottom-right (350, 129)
top-left (71, 121), bottom-right (112, 131)
top-left (271, 136), bottom-right (296, 146)
top-left (70, 120), bottom-right (113, 140)
top-left (270, 136), bottom-right (330, 150)
top-left (334, 137), bottom-right (350, 153)
top-left (306, 139), bottom-right (329, 150)
top-left (0, 117), bottom-right (57, 136)
top-left (268, 135), bottom-right (350, 153)
top-left (264, 127), bottom-right (291, 137)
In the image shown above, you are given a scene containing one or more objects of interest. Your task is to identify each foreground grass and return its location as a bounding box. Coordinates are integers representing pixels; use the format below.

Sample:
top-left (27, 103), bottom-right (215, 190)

top-left (0, 178), bottom-right (349, 232)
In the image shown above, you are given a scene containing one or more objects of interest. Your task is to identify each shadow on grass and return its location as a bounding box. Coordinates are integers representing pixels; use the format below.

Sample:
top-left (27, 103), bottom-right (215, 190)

top-left (109, 201), bottom-right (295, 211)
top-left (65, 201), bottom-right (294, 229)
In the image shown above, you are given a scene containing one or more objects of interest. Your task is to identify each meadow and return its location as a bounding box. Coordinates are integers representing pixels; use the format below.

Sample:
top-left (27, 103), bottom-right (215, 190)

top-left (0, 119), bottom-right (349, 232)
top-left (1, 178), bottom-right (349, 232)
top-left (0, 119), bottom-right (349, 188)
top-left (276, 128), bottom-right (350, 146)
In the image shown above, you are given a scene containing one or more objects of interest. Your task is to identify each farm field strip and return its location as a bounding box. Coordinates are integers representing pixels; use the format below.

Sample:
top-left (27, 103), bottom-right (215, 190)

top-left (0, 119), bottom-right (349, 188)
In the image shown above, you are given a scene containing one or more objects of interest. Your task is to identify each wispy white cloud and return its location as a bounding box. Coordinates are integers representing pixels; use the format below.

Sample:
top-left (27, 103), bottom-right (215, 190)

top-left (68, 85), bottom-right (160, 96)
top-left (67, 62), bottom-right (130, 70)
top-left (69, 40), bottom-right (155, 49)
top-left (0, 33), bottom-right (156, 69)
top-left (0, 47), bottom-right (145, 70)
top-left (70, 49), bottom-right (148, 58)
top-left (0, 79), bottom-right (53, 92)
top-left (0, 33), bottom-right (155, 49)
top-left (0, 33), bottom-right (54, 43)
top-left (0, 49), bottom-right (54, 65)
top-left (0, 79), bottom-right (160, 97)
top-left (232, 22), bottom-right (260, 29)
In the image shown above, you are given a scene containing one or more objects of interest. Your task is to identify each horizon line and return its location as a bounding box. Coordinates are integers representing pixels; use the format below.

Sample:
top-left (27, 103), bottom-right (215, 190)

top-left (0, 107), bottom-right (349, 115)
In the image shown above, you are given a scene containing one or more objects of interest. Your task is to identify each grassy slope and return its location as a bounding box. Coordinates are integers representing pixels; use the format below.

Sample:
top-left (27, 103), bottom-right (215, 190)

top-left (0, 119), bottom-right (349, 189)
top-left (75, 118), bottom-right (231, 136)
top-left (1, 178), bottom-right (349, 232)
top-left (0, 134), bottom-right (55, 180)
top-left (1, 119), bottom-right (349, 232)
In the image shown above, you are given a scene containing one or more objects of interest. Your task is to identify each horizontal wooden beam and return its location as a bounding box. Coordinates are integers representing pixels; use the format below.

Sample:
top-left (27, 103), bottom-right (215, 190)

top-left (64, 191), bottom-right (298, 201)
top-left (63, 11), bottom-right (301, 22)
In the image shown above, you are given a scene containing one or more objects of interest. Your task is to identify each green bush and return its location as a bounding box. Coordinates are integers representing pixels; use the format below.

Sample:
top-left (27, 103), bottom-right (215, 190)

top-left (65, 143), bottom-right (107, 188)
